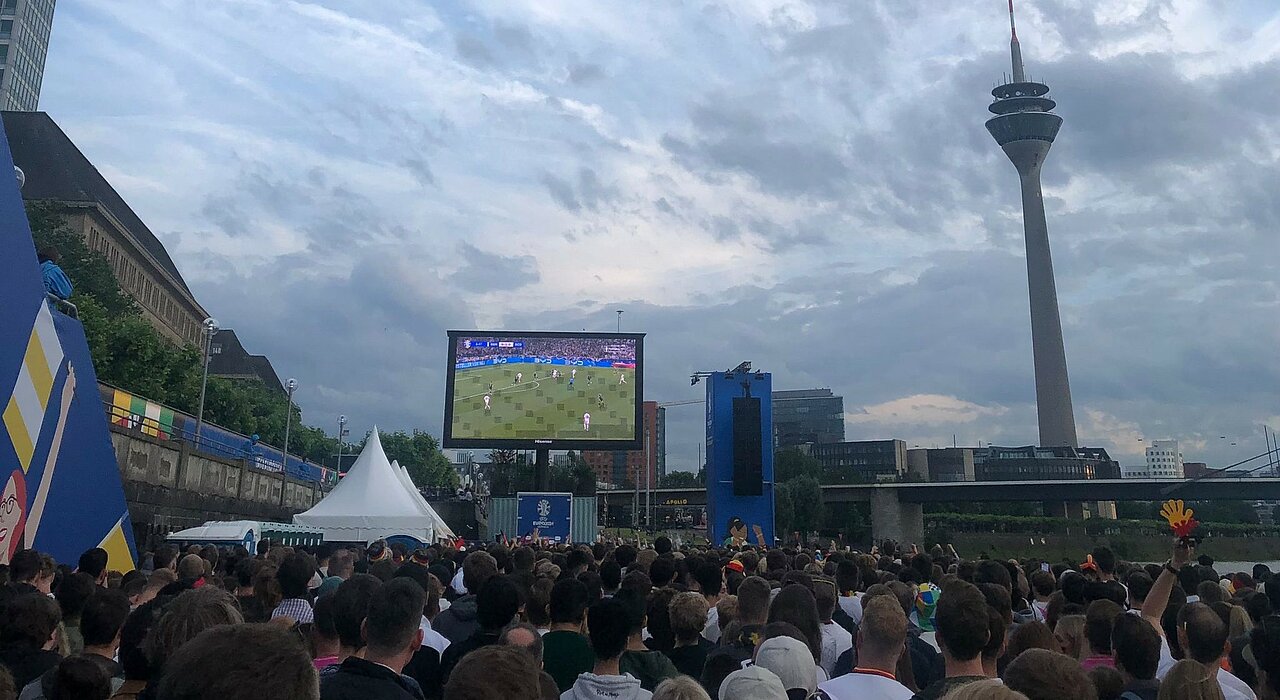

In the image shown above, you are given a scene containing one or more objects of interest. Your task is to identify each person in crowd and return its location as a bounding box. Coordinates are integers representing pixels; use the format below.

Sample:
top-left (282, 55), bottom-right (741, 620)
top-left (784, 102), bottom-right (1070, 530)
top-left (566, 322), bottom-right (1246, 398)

top-left (435, 552), bottom-right (499, 644)
top-left (76, 549), bottom-right (110, 588)
top-left (1089, 666), bottom-right (1124, 700)
top-left (1, 551), bottom-right (55, 602)
top-left (717, 664), bottom-right (787, 700)
top-left (312, 594), bottom-right (342, 671)
top-left (836, 560), bottom-right (864, 626)
top-left (600, 562), bottom-right (622, 598)
top-left (665, 592), bottom-right (711, 679)
top-left (444, 645), bottom-right (544, 700)
top-left (817, 596), bottom-right (913, 700)
top-left (1055, 615), bottom-right (1087, 661)
top-left (499, 622), bottom-right (560, 700)
top-left (544, 579), bottom-right (595, 693)
top-left (20, 588), bottom-right (131, 699)
top-left (175, 555), bottom-right (206, 587)
top-left (1248, 615), bottom-right (1280, 700)
top-left (1167, 603), bottom-right (1253, 700)
top-left (615, 588), bottom-right (679, 691)
top-left (940, 678), bottom-right (1030, 700)
top-left (768, 585), bottom-right (824, 669)
top-left (563, 597), bottom-right (653, 700)
top-left (755, 634), bottom-right (819, 699)
top-left (910, 581), bottom-right (990, 700)
top-left (714, 596), bottom-right (738, 641)
top-left (1002, 649), bottom-right (1096, 700)
top-left (45, 656), bottom-right (109, 700)
top-left (1029, 571), bottom-right (1055, 623)
top-left (53, 573), bottom-right (95, 656)
top-left (1082, 601), bottom-right (1123, 670)
top-left (1005, 621), bottom-right (1057, 664)
top-left (693, 564), bottom-right (725, 643)
top-left (273, 553), bottom-right (316, 624)
top-left (0, 594), bottom-right (62, 690)
top-left (527, 578), bottom-right (554, 635)
top-left (1128, 572), bottom-right (1155, 615)
top-left (815, 578), bottom-right (854, 677)
top-left (645, 588), bottom-right (678, 652)
top-left (135, 570), bottom-right (175, 611)
top-left (321, 578), bottom-right (426, 700)
top-left (1158, 659), bottom-right (1226, 700)
top-left (37, 248), bottom-right (72, 301)
top-left (321, 576), bottom-right (383, 681)
top-left (154, 624), bottom-right (319, 700)
top-left (652, 676), bottom-right (711, 700)
top-left (142, 587), bottom-right (243, 694)
top-left (440, 575), bottom-right (524, 683)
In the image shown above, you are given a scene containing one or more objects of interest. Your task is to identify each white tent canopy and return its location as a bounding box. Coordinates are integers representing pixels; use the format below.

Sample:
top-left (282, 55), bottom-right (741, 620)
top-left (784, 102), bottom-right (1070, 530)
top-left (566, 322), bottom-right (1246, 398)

top-left (294, 428), bottom-right (441, 544)
top-left (392, 460), bottom-right (458, 540)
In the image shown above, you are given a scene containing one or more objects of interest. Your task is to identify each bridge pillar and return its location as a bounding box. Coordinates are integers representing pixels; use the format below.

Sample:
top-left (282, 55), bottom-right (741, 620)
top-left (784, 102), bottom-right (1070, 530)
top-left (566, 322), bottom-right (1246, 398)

top-left (870, 489), bottom-right (923, 546)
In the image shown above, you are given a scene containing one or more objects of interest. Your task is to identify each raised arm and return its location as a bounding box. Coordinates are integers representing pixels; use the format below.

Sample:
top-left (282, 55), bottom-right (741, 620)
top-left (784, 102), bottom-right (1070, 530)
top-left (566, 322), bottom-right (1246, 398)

top-left (1142, 538), bottom-right (1192, 635)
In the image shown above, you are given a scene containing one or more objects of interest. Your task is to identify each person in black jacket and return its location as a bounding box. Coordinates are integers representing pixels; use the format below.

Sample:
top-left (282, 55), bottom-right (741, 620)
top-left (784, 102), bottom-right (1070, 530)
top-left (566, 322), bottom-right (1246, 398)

top-left (433, 552), bottom-right (498, 644)
top-left (0, 593), bottom-right (62, 690)
top-left (439, 576), bottom-right (523, 683)
top-left (321, 578), bottom-right (427, 700)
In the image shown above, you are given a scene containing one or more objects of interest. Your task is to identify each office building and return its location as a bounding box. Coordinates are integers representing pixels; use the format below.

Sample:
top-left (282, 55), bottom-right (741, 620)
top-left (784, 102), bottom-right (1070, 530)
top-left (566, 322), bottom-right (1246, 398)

top-left (1183, 462), bottom-right (1209, 479)
top-left (907, 447), bottom-right (976, 482)
top-left (0, 0), bottom-right (55, 111)
top-left (207, 329), bottom-right (284, 393)
top-left (4, 111), bottom-right (209, 346)
top-left (583, 400), bottom-right (663, 486)
top-left (1145, 440), bottom-right (1184, 479)
top-left (772, 388), bottom-right (845, 449)
top-left (975, 445), bottom-right (1121, 481)
top-left (985, 2), bottom-right (1079, 448)
top-left (808, 439), bottom-right (906, 483)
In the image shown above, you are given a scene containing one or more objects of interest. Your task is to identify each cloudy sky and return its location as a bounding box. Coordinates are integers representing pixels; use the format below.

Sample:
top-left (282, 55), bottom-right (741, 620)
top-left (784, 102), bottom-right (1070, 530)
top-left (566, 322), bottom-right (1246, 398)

top-left (39, 0), bottom-right (1279, 471)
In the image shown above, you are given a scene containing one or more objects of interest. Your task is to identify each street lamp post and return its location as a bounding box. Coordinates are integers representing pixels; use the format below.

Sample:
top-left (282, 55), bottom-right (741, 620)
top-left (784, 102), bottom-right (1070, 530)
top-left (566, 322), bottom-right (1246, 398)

top-left (194, 317), bottom-right (219, 444)
top-left (336, 415), bottom-right (348, 472)
top-left (282, 378), bottom-right (298, 468)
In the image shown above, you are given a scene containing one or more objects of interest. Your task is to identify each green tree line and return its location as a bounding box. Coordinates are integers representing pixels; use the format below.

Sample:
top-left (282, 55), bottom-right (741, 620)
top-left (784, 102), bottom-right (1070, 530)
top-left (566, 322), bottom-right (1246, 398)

top-left (28, 201), bottom-right (455, 488)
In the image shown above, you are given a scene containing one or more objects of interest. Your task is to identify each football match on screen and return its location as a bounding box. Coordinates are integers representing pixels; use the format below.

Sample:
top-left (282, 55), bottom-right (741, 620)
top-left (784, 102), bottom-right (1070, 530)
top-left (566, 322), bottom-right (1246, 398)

top-left (449, 335), bottom-right (638, 441)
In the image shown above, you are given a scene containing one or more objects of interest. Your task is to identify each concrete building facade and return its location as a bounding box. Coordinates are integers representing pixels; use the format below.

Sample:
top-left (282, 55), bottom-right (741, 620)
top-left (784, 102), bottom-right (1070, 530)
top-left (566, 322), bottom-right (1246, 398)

top-left (207, 329), bottom-right (284, 393)
top-left (1145, 440), bottom-right (1184, 479)
top-left (0, 0), bottom-right (55, 111)
top-left (4, 111), bottom-right (208, 346)
top-left (772, 388), bottom-right (845, 449)
top-left (808, 439), bottom-right (907, 483)
top-left (907, 447), bottom-right (976, 482)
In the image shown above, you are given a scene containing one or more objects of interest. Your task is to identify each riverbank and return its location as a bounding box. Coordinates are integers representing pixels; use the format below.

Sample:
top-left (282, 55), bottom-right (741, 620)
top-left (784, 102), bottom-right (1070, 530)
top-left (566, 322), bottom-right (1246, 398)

top-left (947, 532), bottom-right (1280, 565)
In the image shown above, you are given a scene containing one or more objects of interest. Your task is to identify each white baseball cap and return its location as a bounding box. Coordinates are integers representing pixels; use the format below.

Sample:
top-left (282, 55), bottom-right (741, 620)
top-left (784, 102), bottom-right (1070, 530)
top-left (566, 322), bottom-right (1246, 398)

top-left (719, 665), bottom-right (788, 700)
top-left (754, 636), bottom-right (818, 694)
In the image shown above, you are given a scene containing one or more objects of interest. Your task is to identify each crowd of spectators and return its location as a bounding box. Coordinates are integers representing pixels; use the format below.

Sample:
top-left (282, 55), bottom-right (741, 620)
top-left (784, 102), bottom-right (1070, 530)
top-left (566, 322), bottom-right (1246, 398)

top-left (1, 536), bottom-right (1278, 700)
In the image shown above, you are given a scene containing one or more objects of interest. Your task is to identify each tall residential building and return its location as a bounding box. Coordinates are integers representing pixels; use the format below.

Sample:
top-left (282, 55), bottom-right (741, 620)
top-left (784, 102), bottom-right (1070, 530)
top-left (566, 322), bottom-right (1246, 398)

top-left (0, 0), bottom-right (55, 111)
top-left (583, 400), bottom-right (663, 486)
top-left (1145, 440), bottom-right (1184, 479)
top-left (4, 111), bottom-right (209, 346)
top-left (986, 2), bottom-right (1079, 448)
top-left (772, 388), bottom-right (845, 449)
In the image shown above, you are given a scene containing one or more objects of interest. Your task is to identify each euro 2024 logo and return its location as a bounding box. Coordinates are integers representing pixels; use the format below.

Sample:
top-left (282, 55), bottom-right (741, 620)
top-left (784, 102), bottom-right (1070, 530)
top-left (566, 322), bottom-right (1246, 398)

top-left (537, 499), bottom-right (551, 518)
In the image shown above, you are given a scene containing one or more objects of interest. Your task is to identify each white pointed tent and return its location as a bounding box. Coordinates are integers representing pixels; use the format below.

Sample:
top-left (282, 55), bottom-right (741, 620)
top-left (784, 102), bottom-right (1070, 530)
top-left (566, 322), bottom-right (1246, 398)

top-left (294, 428), bottom-right (437, 544)
top-left (392, 460), bottom-right (458, 540)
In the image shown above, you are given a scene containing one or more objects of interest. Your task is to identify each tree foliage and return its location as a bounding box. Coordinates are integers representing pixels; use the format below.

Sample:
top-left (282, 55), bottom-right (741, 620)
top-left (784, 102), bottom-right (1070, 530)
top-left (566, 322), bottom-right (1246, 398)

top-left (659, 470), bottom-right (702, 488)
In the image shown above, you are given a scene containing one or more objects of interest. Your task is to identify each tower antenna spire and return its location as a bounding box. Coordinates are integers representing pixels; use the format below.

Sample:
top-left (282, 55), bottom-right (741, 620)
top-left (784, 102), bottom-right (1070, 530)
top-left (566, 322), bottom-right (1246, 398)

top-left (1009, 0), bottom-right (1026, 82)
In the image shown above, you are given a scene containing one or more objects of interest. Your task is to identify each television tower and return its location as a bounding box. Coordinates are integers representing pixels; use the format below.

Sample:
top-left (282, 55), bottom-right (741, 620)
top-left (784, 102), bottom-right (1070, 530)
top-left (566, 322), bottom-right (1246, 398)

top-left (986, 1), bottom-right (1078, 448)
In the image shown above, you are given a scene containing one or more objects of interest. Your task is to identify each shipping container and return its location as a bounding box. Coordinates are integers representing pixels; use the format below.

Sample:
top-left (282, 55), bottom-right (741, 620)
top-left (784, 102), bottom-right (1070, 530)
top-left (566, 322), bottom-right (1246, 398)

top-left (487, 496), bottom-right (598, 543)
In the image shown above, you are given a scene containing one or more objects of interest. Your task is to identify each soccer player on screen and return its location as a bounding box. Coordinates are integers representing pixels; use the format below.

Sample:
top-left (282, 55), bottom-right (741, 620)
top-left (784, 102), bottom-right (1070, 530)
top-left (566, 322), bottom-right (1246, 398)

top-left (618, 373), bottom-right (627, 385)
top-left (571, 368), bottom-right (577, 379)
top-left (483, 394), bottom-right (491, 412)
top-left (516, 372), bottom-right (523, 383)
top-left (583, 412), bottom-right (591, 431)
top-left (596, 393), bottom-right (605, 409)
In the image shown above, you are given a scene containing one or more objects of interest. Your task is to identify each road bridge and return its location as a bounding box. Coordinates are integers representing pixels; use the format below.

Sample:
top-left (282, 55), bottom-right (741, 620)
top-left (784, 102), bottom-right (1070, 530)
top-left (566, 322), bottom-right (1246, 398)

top-left (600, 478), bottom-right (1280, 543)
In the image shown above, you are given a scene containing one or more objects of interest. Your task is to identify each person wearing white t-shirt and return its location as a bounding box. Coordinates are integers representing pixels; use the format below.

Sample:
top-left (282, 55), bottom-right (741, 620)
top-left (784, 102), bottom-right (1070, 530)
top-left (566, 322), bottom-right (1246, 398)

top-left (815, 579), bottom-right (853, 677)
top-left (815, 596), bottom-right (913, 700)
top-left (1156, 602), bottom-right (1256, 700)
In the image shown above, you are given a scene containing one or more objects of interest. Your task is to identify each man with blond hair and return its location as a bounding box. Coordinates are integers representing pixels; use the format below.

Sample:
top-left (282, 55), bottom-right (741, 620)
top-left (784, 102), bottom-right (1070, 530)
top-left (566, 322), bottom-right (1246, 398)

top-left (815, 595), bottom-right (913, 700)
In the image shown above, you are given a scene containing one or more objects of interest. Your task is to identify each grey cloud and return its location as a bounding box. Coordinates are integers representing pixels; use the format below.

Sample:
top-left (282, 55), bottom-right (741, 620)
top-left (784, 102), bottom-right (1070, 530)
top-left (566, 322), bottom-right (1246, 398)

top-left (455, 33), bottom-right (495, 67)
top-left (539, 167), bottom-right (617, 212)
top-left (567, 62), bottom-right (605, 84)
top-left (540, 172), bottom-right (580, 211)
top-left (401, 157), bottom-right (436, 187)
top-left (448, 242), bottom-right (540, 292)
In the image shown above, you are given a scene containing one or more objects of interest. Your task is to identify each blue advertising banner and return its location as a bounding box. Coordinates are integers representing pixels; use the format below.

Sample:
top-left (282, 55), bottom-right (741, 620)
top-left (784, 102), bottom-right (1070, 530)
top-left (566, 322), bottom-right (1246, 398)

top-left (0, 120), bottom-right (136, 571)
top-left (706, 371), bottom-right (774, 547)
top-left (516, 492), bottom-right (573, 542)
